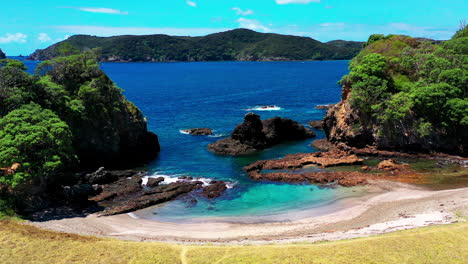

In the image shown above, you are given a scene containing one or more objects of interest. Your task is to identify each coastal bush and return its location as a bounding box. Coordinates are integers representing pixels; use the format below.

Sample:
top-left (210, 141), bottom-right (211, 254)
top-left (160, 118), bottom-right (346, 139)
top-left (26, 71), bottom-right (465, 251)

top-left (0, 103), bottom-right (76, 188)
top-left (0, 51), bottom-right (158, 214)
top-left (340, 24), bottom-right (468, 154)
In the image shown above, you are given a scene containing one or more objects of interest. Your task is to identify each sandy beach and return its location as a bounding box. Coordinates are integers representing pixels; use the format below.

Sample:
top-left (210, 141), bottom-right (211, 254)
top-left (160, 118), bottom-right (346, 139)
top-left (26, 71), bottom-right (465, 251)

top-left (31, 181), bottom-right (468, 244)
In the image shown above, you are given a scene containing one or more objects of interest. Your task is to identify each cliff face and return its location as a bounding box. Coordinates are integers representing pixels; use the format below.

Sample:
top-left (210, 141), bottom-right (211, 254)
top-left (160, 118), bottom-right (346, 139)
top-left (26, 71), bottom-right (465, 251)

top-left (72, 94), bottom-right (160, 168)
top-left (0, 48), bottom-right (5, 59)
top-left (323, 85), bottom-right (375, 148)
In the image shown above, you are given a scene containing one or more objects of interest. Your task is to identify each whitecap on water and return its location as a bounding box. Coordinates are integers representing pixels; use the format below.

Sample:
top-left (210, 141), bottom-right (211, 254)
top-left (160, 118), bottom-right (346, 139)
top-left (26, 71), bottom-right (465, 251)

top-left (142, 172), bottom-right (236, 189)
top-left (246, 105), bottom-right (283, 111)
top-left (179, 129), bottom-right (191, 135)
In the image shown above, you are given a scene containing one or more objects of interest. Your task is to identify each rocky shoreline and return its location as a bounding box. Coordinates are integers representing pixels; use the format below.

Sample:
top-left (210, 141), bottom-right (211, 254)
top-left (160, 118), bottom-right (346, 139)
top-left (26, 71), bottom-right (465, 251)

top-left (30, 168), bottom-right (228, 220)
top-left (245, 141), bottom-right (467, 187)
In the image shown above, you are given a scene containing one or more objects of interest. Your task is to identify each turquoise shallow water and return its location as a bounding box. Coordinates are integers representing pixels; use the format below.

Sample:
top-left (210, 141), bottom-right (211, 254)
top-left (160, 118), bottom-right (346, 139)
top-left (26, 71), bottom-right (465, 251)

top-left (20, 58), bottom-right (367, 222)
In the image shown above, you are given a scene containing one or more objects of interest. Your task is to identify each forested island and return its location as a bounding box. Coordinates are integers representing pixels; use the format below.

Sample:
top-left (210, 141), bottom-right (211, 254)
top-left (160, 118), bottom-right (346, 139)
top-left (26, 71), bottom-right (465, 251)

top-left (28, 29), bottom-right (364, 62)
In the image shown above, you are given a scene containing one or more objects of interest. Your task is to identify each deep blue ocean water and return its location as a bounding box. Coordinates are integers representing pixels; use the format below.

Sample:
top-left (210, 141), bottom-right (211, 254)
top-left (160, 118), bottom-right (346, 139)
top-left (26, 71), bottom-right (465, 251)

top-left (19, 58), bottom-right (368, 222)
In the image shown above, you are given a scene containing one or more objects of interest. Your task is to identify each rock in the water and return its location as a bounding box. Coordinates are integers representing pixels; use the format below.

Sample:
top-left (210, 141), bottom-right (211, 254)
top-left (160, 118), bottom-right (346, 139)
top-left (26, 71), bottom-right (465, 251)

top-left (201, 181), bottom-right (227, 199)
top-left (146, 177), bottom-right (165, 187)
top-left (208, 113), bottom-right (315, 155)
top-left (377, 159), bottom-right (410, 171)
top-left (100, 182), bottom-right (202, 216)
top-left (316, 104), bottom-right (335, 110)
top-left (0, 48), bottom-right (5, 59)
top-left (182, 128), bottom-right (213, 135)
top-left (308, 120), bottom-right (324, 129)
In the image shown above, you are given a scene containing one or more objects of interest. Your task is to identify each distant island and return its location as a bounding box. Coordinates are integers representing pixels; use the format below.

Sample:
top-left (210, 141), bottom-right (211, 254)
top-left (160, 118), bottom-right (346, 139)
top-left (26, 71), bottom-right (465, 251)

top-left (28, 29), bottom-right (364, 62)
top-left (0, 48), bottom-right (5, 59)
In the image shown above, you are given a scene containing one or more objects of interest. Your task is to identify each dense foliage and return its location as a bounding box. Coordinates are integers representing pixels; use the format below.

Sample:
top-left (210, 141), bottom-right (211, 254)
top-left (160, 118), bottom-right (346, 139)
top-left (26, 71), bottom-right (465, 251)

top-left (29, 29), bottom-right (364, 62)
top-left (340, 26), bottom-right (468, 154)
top-left (0, 103), bottom-right (76, 188)
top-left (0, 52), bottom-right (158, 212)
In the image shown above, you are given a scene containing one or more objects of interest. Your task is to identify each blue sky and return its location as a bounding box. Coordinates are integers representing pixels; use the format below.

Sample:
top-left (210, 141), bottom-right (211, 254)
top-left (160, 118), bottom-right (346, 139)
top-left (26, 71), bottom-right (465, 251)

top-left (1, 0), bottom-right (466, 55)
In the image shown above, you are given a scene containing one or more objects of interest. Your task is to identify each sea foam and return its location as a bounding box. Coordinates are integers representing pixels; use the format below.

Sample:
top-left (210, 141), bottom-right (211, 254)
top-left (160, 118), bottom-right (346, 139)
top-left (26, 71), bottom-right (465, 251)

top-left (246, 105), bottom-right (283, 111)
top-left (142, 172), bottom-right (236, 188)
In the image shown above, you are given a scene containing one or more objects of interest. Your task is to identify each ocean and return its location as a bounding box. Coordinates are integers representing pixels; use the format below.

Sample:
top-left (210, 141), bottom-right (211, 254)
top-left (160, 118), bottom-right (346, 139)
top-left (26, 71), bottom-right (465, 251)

top-left (21, 58), bottom-right (368, 223)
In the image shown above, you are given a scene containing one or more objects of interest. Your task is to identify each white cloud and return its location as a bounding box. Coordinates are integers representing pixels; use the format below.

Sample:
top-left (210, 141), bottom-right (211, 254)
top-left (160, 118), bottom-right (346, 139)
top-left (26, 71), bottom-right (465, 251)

top-left (186, 1), bottom-right (197, 7)
top-left (232, 7), bottom-right (254, 16)
top-left (276, 0), bottom-right (321, 4)
top-left (319, 23), bottom-right (345, 27)
top-left (236, 18), bottom-right (270, 32)
top-left (37, 33), bottom-right (52, 43)
top-left (55, 25), bottom-right (230, 37)
top-left (0, 33), bottom-right (27, 44)
top-left (64, 7), bottom-right (128, 15)
top-left (276, 23), bottom-right (456, 42)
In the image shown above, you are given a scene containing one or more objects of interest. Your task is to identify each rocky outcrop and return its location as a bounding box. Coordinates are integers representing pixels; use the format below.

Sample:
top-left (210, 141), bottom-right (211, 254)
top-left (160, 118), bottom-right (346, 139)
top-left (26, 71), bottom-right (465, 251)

top-left (99, 181), bottom-right (202, 216)
top-left (201, 181), bottom-right (227, 199)
top-left (323, 85), bottom-right (466, 155)
top-left (57, 168), bottom-right (229, 216)
top-left (323, 92), bottom-right (375, 148)
top-left (308, 120), bottom-right (323, 129)
top-left (316, 104), bottom-right (335, 110)
top-left (209, 113), bottom-right (315, 155)
top-left (244, 149), bottom-right (363, 172)
top-left (311, 139), bottom-right (334, 151)
top-left (0, 48), bottom-right (5, 59)
top-left (182, 128), bottom-right (213, 135)
top-left (249, 171), bottom-right (369, 187)
top-left (376, 159), bottom-right (410, 172)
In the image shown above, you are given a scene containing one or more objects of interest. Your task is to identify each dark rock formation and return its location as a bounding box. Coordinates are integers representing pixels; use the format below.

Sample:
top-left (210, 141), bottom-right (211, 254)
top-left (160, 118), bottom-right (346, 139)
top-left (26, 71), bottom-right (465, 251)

top-left (201, 181), bottom-right (227, 199)
top-left (62, 184), bottom-right (102, 203)
top-left (0, 48), bottom-right (5, 59)
top-left (146, 177), bottom-right (165, 187)
top-left (308, 120), bottom-right (323, 129)
top-left (316, 104), bottom-right (335, 110)
top-left (82, 167), bottom-right (143, 185)
top-left (208, 113), bottom-right (315, 155)
top-left (100, 181), bottom-right (202, 216)
top-left (182, 128), bottom-right (213, 135)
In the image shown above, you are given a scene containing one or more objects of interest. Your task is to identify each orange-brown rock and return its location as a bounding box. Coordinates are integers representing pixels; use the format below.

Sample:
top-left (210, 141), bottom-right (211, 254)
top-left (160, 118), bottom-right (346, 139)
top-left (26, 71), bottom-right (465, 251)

top-left (311, 139), bottom-right (334, 151)
top-left (244, 149), bottom-right (364, 172)
top-left (377, 159), bottom-right (410, 171)
top-left (249, 171), bottom-right (369, 187)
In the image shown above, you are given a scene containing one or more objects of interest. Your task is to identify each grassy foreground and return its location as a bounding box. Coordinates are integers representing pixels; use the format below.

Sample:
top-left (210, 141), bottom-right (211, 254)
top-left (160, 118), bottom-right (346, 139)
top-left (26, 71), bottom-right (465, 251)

top-left (0, 220), bottom-right (467, 264)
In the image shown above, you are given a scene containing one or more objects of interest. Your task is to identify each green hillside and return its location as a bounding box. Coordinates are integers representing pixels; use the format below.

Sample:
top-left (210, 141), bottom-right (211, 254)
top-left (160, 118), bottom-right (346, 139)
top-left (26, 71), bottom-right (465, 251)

top-left (29, 29), bottom-right (364, 62)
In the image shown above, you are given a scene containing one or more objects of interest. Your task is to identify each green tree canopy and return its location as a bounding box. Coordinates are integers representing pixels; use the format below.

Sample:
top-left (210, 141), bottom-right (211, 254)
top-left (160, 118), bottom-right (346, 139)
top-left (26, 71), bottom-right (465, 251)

top-left (0, 103), bottom-right (76, 188)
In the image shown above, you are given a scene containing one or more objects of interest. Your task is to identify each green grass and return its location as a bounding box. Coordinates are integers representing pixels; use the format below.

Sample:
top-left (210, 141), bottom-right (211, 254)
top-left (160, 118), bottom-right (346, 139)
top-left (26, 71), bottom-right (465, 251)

top-left (0, 219), bottom-right (467, 264)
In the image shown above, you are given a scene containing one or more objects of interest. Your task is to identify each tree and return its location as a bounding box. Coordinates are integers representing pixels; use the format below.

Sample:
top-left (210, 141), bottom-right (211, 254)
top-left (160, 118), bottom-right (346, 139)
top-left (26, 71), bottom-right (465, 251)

top-left (0, 103), bottom-right (76, 188)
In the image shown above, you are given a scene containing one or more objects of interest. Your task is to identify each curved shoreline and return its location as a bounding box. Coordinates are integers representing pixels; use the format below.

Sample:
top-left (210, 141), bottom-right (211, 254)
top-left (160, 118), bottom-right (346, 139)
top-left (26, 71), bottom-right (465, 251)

top-left (30, 181), bottom-right (468, 244)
